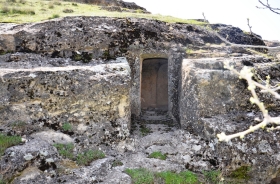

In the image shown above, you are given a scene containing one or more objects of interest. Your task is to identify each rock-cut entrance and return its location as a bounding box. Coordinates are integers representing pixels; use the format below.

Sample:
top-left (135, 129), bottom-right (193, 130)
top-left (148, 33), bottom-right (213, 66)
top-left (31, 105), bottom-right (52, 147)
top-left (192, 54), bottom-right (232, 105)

top-left (141, 58), bottom-right (168, 111)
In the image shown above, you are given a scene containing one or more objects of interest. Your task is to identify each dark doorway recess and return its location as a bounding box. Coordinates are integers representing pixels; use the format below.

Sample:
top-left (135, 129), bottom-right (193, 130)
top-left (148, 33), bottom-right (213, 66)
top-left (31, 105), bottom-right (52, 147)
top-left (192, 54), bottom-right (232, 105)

top-left (141, 58), bottom-right (168, 111)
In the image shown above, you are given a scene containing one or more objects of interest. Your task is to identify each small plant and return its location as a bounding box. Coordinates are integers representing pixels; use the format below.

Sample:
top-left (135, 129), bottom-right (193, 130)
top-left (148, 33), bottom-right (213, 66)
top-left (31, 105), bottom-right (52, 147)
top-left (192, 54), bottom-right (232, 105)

top-left (72, 3), bottom-right (78, 6)
top-left (229, 166), bottom-right (251, 180)
top-left (203, 170), bottom-right (221, 184)
top-left (6, 0), bottom-right (16, 3)
top-left (53, 0), bottom-right (61, 6)
top-left (157, 171), bottom-right (198, 184)
top-left (112, 160), bottom-right (123, 167)
top-left (53, 143), bottom-right (75, 160)
top-left (11, 121), bottom-right (26, 128)
top-left (76, 150), bottom-right (105, 165)
top-left (125, 168), bottom-right (154, 184)
top-left (148, 151), bottom-right (167, 160)
top-left (62, 122), bottom-right (72, 132)
top-left (0, 134), bottom-right (21, 156)
top-left (49, 14), bottom-right (60, 19)
top-left (136, 9), bottom-right (143, 13)
top-left (19, 0), bottom-right (26, 4)
top-left (140, 126), bottom-right (151, 136)
top-left (63, 9), bottom-right (74, 13)
top-left (0, 178), bottom-right (6, 184)
top-left (48, 2), bottom-right (54, 9)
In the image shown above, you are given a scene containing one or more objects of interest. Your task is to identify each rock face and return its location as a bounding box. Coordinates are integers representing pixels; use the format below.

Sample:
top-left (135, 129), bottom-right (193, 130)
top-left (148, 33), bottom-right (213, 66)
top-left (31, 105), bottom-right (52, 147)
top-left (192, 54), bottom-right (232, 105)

top-left (211, 24), bottom-right (266, 46)
top-left (180, 57), bottom-right (280, 135)
top-left (0, 16), bottom-right (279, 184)
top-left (0, 56), bottom-right (131, 144)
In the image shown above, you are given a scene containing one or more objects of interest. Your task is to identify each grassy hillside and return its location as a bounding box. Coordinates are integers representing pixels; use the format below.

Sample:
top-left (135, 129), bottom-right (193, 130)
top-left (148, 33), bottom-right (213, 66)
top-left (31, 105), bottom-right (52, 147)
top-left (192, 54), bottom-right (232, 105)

top-left (0, 0), bottom-right (205, 24)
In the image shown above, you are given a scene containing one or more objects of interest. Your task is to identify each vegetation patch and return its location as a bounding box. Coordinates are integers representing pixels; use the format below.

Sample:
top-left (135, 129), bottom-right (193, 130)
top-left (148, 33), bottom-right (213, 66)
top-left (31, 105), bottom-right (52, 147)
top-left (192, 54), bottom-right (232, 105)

top-left (54, 143), bottom-right (105, 166)
top-left (157, 171), bottom-right (198, 184)
top-left (148, 151), bottom-right (167, 160)
top-left (203, 170), bottom-right (221, 184)
top-left (125, 168), bottom-right (198, 184)
top-left (0, 134), bottom-right (21, 156)
top-left (140, 126), bottom-right (152, 136)
top-left (0, 178), bottom-right (6, 184)
top-left (49, 13), bottom-right (59, 19)
top-left (125, 168), bottom-right (154, 184)
top-left (229, 166), bottom-right (251, 180)
top-left (112, 160), bottom-right (123, 167)
top-left (0, 0), bottom-right (207, 24)
top-left (54, 143), bottom-right (75, 160)
top-left (76, 150), bottom-right (105, 166)
top-left (61, 122), bottom-right (72, 132)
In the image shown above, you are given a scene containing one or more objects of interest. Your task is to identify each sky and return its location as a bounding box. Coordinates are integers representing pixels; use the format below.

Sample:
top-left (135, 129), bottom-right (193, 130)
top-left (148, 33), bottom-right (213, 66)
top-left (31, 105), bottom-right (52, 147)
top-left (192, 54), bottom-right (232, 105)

top-left (125, 0), bottom-right (280, 41)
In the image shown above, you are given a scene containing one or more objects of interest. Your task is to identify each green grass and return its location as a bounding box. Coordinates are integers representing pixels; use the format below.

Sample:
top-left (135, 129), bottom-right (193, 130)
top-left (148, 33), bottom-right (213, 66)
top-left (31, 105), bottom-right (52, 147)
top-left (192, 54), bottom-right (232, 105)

top-left (112, 160), bottom-right (123, 167)
top-left (61, 122), bottom-right (72, 131)
top-left (54, 143), bottom-right (75, 160)
top-left (140, 126), bottom-right (152, 136)
top-left (54, 143), bottom-right (105, 165)
top-left (0, 179), bottom-right (6, 184)
top-left (157, 171), bottom-right (198, 184)
top-left (229, 166), bottom-right (251, 180)
top-left (11, 121), bottom-right (27, 128)
top-left (0, 0), bottom-right (207, 25)
top-left (148, 151), bottom-right (167, 160)
top-left (125, 168), bottom-right (198, 184)
top-left (125, 168), bottom-right (154, 184)
top-left (76, 150), bottom-right (105, 165)
top-left (0, 134), bottom-right (21, 156)
top-left (203, 170), bottom-right (221, 184)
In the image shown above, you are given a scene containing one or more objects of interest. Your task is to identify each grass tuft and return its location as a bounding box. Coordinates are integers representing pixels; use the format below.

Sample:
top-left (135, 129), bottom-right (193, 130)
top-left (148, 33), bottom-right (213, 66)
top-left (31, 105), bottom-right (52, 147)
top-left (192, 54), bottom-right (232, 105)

top-left (125, 168), bottom-right (154, 184)
top-left (76, 150), bottom-right (105, 166)
top-left (0, 134), bottom-right (22, 156)
top-left (229, 166), bottom-right (251, 180)
top-left (125, 168), bottom-right (198, 184)
top-left (203, 170), bottom-right (221, 184)
top-left (157, 171), bottom-right (198, 184)
top-left (148, 151), bottom-right (167, 160)
top-left (61, 122), bottom-right (72, 132)
top-left (54, 143), bottom-right (75, 160)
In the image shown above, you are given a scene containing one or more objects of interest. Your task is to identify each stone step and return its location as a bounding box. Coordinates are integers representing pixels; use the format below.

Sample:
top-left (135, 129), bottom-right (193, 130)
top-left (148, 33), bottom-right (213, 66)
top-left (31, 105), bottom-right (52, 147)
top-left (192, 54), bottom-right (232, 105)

top-left (141, 115), bottom-right (169, 121)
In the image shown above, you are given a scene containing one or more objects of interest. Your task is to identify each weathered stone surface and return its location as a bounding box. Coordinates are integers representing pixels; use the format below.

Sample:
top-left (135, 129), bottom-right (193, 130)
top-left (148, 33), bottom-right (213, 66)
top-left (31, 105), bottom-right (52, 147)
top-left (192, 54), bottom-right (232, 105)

top-left (0, 15), bottom-right (279, 184)
top-left (0, 138), bottom-right (59, 180)
top-left (0, 16), bottom-right (225, 120)
top-left (0, 57), bottom-right (131, 144)
top-left (180, 56), bottom-right (280, 135)
top-left (211, 24), bottom-right (266, 46)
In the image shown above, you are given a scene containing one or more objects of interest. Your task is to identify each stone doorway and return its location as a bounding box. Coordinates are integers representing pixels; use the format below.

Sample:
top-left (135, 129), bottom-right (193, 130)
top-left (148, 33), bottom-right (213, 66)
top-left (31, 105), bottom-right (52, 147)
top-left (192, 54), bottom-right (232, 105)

top-left (141, 58), bottom-right (168, 111)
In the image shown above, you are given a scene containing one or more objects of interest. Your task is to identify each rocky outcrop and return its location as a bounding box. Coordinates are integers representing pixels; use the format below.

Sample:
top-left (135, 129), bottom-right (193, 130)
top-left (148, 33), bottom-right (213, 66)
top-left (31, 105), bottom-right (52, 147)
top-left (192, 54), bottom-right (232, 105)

top-left (180, 57), bottom-right (280, 136)
top-left (211, 24), bottom-right (266, 46)
top-left (0, 16), bottom-right (279, 184)
top-left (0, 56), bottom-right (131, 144)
